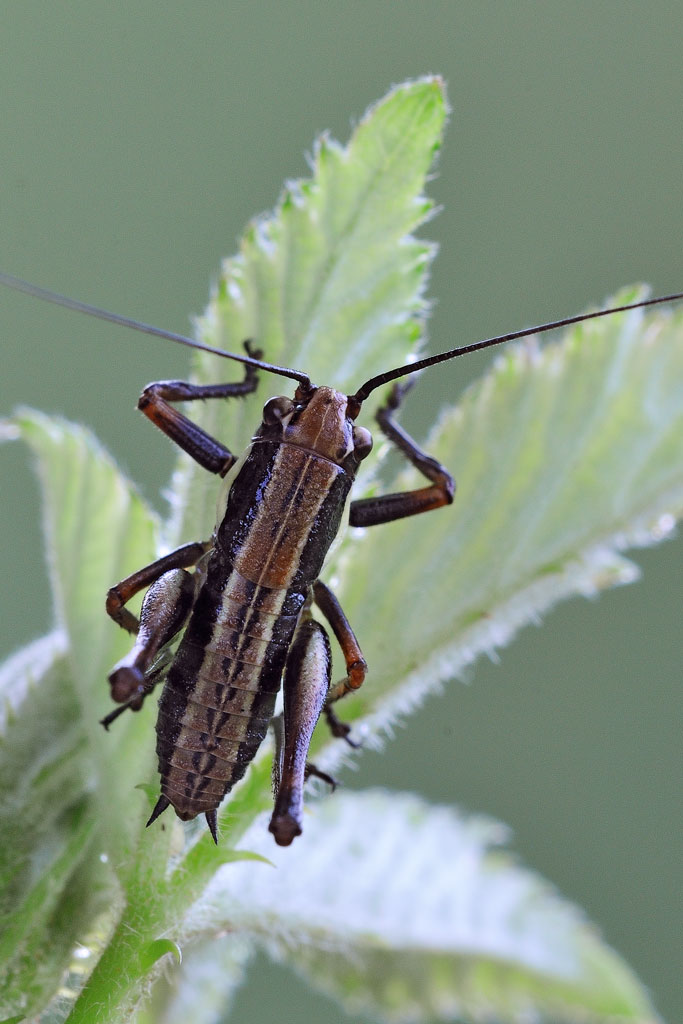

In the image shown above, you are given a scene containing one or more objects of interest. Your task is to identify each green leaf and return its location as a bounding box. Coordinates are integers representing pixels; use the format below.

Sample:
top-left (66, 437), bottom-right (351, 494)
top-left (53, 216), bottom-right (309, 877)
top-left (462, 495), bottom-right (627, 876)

top-left (0, 414), bottom-right (160, 1018)
top-left (168, 76), bottom-right (446, 543)
top-left (182, 790), bottom-right (658, 1024)
top-left (0, 632), bottom-right (102, 1020)
top-left (10, 411), bottom-right (160, 861)
top-left (136, 937), bottom-right (252, 1024)
top-left (139, 939), bottom-right (182, 974)
top-left (314, 291), bottom-right (683, 749)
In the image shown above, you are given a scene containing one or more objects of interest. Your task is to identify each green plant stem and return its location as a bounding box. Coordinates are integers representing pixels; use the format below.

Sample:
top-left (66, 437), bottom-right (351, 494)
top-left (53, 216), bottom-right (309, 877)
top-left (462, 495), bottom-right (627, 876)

top-left (66, 760), bottom-right (274, 1021)
top-left (65, 900), bottom-right (169, 1023)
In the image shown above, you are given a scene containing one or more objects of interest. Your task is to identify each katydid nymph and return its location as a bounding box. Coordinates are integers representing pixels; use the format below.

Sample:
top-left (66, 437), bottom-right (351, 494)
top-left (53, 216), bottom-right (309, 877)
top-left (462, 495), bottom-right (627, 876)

top-left (2, 270), bottom-right (681, 846)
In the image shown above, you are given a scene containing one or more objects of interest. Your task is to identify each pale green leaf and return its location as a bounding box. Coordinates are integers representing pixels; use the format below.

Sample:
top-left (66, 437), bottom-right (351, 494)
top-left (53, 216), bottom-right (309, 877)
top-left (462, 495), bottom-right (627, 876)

top-left (183, 790), bottom-right (657, 1024)
top-left (11, 410), bottom-right (161, 862)
top-left (0, 414), bottom-right (161, 1017)
top-left (137, 937), bottom-right (252, 1024)
top-left (1, 82), bottom-right (450, 1023)
top-left (0, 632), bottom-right (102, 1019)
top-left (139, 939), bottom-right (182, 973)
top-left (168, 76), bottom-right (446, 543)
top-left (313, 293), bottom-right (683, 748)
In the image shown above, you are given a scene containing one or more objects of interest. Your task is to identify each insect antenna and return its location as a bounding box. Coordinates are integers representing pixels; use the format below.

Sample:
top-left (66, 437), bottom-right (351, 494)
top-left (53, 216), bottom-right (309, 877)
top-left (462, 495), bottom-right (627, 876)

top-left (0, 271), bottom-right (311, 388)
top-left (351, 290), bottom-right (683, 404)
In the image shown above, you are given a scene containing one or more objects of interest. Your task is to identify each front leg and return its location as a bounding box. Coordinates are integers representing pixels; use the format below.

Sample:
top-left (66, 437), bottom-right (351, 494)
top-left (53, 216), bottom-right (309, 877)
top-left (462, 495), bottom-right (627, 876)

top-left (138, 341), bottom-right (261, 475)
top-left (349, 380), bottom-right (455, 527)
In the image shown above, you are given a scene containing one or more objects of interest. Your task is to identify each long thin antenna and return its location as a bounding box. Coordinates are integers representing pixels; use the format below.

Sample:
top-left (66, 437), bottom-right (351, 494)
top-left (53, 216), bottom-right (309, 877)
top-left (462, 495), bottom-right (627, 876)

top-left (0, 271), bottom-right (311, 387)
top-left (352, 291), bottom-right (683, 403)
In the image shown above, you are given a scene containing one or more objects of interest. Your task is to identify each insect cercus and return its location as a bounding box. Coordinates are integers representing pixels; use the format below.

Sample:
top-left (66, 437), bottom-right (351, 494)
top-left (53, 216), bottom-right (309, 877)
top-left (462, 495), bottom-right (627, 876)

top-left (1, 271), bottom-right (681, 846)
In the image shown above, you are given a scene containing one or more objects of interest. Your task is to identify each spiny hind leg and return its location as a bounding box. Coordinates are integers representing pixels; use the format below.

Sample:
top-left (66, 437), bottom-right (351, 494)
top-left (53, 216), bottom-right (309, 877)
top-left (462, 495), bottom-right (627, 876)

top-left (271, 714), bottom-right (337, 800)
top-left (269, 619), bottom-right (332, 846)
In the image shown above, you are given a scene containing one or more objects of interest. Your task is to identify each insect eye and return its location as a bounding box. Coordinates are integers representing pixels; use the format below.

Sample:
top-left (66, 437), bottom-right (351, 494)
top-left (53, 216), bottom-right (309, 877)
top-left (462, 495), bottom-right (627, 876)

top-left (263, 396), bottom-right (295, 425)
top-left (352, 425), bottom-right (373, 459)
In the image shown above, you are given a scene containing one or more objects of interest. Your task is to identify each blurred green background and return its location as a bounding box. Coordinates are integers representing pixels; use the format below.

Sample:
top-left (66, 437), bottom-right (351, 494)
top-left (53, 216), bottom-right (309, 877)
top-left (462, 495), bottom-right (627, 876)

top-left (1, 4), bottom-right (680, 1021)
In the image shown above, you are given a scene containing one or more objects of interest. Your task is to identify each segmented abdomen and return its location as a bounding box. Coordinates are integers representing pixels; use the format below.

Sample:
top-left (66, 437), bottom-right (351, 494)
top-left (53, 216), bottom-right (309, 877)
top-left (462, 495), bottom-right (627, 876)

top-left (156, 566), bottom-right (302, 820)
top-left (154, 437), bottom-right (352, 823)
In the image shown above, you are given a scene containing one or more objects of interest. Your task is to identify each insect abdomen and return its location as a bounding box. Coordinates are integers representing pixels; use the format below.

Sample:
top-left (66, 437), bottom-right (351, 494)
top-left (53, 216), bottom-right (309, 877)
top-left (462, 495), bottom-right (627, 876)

top-left (155, 570), bottom-right (300, 820)
top-left (154, 436), bottom-right (353, 823)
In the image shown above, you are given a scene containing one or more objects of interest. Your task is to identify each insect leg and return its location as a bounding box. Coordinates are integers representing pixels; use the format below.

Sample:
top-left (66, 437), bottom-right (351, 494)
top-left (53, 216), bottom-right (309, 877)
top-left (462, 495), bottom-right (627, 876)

top-left (271, 712), bottom-right (336, 800)
top-left (349, 381), bottom-right (455, 527)
top-left (106, 541), bottom-right (209, 634)
top-left (100, 651), bottom-right (170, 730)
top-left (269, 619), bottom-right (332, 846)
top-left (102, 540), bottom-right (209, 727)
top-left (138, 342), bottom-right (261, 475)
top-left (103, 566), bottom-right (197, 726)
top-left (312, 580), bottom-right (366, 742)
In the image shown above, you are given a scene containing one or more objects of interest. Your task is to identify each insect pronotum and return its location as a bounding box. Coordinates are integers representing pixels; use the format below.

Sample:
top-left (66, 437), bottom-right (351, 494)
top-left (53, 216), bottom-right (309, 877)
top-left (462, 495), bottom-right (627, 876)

top-left (2, 270), bottom-right (681, 846)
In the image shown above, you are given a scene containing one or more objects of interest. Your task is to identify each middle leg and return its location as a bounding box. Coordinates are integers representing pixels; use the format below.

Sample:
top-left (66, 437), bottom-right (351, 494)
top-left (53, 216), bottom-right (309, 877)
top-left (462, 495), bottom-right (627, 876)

top-left (349, 380), bottom-right (455, 527)
top-left (312, 579), bottom-right (367, 742)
